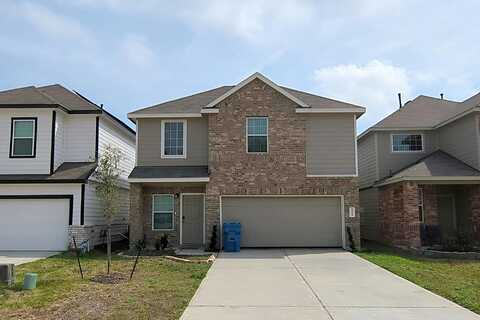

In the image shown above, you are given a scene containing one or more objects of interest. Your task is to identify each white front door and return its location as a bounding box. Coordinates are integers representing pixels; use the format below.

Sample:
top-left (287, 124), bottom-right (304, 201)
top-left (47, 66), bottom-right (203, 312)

top-left (0, 198), bottom-right (70, 251)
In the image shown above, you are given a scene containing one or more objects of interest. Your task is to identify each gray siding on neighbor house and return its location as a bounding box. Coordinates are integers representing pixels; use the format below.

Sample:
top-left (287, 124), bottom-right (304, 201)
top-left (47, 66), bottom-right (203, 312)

top-left (377, 130), bottom-right (438, 181)
top-left (306, 114), bottom-right (356, 175)
top-left (358, 133), bottom-right (378, 188)
top-left (359, 188), bottom-right (379, 241)
top-left (438, 113), bottom-right (479, 169)
top-left (137, 117), bottom-right (208, 166)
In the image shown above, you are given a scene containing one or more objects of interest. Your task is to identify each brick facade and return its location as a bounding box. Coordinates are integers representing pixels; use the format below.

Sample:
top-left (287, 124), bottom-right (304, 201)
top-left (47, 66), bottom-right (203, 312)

top-left (129, 78), bottom-right (360, 250)
top-left (205, 78), bottom-right (359, 249)
top-left (378, 182), bottom-right (421, 248)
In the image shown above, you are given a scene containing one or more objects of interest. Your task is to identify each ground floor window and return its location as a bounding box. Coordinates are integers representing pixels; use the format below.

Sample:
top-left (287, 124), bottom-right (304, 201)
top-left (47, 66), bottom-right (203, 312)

top-left (152, 194), bottom-right (174, 230)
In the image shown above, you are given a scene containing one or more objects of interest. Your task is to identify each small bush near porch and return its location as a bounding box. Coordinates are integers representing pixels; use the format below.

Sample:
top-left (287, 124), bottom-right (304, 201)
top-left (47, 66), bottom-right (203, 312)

top-left (0, 250), bottom-right (210, 320)
top-left (357, 244), bottom-right (480, 314)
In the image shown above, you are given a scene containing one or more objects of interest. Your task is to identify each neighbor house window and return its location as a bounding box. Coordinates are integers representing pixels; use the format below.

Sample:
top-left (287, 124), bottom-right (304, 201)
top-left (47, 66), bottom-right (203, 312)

top-left (418, 187), bottom-right (424, 222)
top-left (392, 134), bottom-right (423, 152)
top-left (152, 194), bottom-right (174, 230)
top-left (161, 119), bottom-right (186, 159)
top-left (10, 118), bottom-right (37, 158)
top-left (247, 117), bottom-right (268, 153)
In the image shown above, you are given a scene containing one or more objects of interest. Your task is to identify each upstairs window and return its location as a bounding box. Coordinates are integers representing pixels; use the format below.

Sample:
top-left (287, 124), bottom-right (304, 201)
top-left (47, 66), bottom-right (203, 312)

top-left (392, 134), bottom-right (423, 152)
top-left (10, 118), bottom-right (37, 158)
top-left (247, 117), bottom-right (268, 153)
top-left (161, 120), bottom-right (186, 159)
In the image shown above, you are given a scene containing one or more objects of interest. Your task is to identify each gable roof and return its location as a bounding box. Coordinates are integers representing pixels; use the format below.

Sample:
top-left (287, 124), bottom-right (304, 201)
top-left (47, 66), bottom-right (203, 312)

top-left (203, 72), bottom-right (309, 109)
top-left (359, 91), bottom-right (480, 140)
top-left (0, 84), bottom-right (135, 136)
top-left (128, 73), bottom-right (365, 121)
top-left (374, 150), bottom-right (480, 186)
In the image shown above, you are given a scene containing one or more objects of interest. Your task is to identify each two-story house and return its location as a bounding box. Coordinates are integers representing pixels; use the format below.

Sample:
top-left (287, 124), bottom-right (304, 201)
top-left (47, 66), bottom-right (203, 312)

top-left (0, 84), bottom-right (135, 251)
top-left (128, 73), bottom-right (365, 250)
top-left (359, 94), bottom-right (480, 249)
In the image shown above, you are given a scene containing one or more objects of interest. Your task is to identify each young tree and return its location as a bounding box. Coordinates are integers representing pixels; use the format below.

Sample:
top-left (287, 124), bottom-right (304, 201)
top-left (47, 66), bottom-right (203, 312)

top-left (94, 145), bottom-right (122, 274)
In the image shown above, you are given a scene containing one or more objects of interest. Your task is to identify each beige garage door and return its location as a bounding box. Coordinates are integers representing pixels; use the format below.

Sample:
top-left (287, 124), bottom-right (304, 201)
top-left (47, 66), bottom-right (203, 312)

top-left (222, 196), bottom-right (343, 248)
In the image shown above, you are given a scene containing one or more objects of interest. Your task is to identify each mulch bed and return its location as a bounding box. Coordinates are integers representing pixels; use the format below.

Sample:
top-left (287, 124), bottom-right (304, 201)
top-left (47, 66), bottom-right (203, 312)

top-left (90, 272), bottom-right (127, 284)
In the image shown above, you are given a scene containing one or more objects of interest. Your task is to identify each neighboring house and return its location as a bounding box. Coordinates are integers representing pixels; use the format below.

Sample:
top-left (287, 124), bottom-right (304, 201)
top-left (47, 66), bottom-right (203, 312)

top-left (359, 94), bottom-right (480, 249)
top-left (128, 73), bottom-right (365, 250)
top-left (0, 85), bottom-right (135, 251)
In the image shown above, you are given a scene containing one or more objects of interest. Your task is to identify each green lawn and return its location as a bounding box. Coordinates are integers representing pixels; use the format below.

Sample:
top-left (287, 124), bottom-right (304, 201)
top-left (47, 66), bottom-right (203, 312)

top-left (357, 246), bottom-right (480, 314)
top-left (0, 251), bottom-right (210, 320)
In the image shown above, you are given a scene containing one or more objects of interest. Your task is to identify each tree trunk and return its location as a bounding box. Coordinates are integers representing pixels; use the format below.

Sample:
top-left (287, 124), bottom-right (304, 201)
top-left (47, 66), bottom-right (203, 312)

top-left (107, 224), bottom-right (112, 274)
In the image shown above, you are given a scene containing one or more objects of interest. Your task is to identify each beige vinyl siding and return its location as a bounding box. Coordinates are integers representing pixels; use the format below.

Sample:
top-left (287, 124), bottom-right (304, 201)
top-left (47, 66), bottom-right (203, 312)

top-left (306, 114), bottom-right (356, 175)
top-left (0, 108), bottom-right (52, 174)
top-left (359, 188), bottom-right (379, 241)
top-left (377, 130), bottom-right (438, 181)
top-left (358, 133), bottom-right (377, 188)
top-left (438, 113), bottom-right (479, 169)
top-left (137, 117), bottom-right (208, 166)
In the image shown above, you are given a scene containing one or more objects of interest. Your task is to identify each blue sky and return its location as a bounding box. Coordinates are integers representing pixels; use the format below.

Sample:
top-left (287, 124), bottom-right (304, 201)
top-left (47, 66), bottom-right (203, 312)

top-left (1, 1), bottom-right (479, 132)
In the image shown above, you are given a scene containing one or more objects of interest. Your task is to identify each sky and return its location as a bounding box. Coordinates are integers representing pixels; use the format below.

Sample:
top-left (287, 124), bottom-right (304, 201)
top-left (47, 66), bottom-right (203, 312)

top-left (1, 0), bottom-right (479, 133)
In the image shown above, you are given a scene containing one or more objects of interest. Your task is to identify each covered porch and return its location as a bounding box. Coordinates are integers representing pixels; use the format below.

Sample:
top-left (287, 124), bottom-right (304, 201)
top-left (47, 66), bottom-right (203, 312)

top-left (376, 151), bottom-right (480, 249)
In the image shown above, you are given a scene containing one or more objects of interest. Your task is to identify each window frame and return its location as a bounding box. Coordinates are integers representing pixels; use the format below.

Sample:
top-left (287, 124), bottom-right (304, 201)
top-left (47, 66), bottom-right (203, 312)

top-left (246, 117), bottom-right (269, 154)
top-left (9, 117), bottom-right (37, 158)
top-left (160, 119), bottom-right (187, 159)
top-left (418, 186), bottom-right (425, 223)
top-left (391, 133), bottom-right (424, 153)
top-left (152, 194), bottom-right (175, 231)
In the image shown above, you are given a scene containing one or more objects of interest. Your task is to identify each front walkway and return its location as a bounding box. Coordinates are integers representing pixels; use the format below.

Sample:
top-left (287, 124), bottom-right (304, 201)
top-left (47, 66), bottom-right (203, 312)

top-left (181, 249), bottom-right (479, 320)
top-left (0, 251), bottom-right (58, 265)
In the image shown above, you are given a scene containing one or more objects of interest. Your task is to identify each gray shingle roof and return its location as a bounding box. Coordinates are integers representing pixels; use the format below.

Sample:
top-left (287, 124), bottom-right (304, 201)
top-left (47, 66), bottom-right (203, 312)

top-left (0, 162), bottom-right (97, 183)
top-left (129, 84), bottom-right (364, 116)
top-left (375, 151), bottom-right (480, 186)
top-left (129, 166), bottom-right (209, 179)
top-left (0, 84), bottom-right (101, 113)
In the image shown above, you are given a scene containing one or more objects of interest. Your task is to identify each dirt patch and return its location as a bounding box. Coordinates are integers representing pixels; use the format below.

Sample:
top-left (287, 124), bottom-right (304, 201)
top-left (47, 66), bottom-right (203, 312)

top-left (90, 272), bottom-right (128, 284)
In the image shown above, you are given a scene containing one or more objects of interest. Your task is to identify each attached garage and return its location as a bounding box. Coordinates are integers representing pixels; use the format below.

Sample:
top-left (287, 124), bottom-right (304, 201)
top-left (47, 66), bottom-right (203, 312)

top-left (221, 196), bottom-right (344, 248)
top-left (0, 197), bottom-right (71, 251)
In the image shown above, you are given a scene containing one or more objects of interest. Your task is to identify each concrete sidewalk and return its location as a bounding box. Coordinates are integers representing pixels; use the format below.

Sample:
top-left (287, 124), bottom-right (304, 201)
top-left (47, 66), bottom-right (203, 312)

top-left (0, 251), bottom-right (58, 266)
top-left (181, 249), bottom-right (480, 320)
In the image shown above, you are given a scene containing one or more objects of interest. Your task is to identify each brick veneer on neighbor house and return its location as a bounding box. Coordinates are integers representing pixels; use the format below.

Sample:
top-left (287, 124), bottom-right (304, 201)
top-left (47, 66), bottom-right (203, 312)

top-left (378, 182), bottom-right (480, 248)
top-left (129, 78), bottom-right (361, 250)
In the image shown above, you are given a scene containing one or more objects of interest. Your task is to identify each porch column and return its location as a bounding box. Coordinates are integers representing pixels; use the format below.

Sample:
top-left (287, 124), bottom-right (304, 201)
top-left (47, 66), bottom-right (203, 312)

top-left (129, 183), bottom-right (144, 249)
top-left (468, 185), bottom-right (480, 245)
top-left (402, 182), bottom-right (422, 248)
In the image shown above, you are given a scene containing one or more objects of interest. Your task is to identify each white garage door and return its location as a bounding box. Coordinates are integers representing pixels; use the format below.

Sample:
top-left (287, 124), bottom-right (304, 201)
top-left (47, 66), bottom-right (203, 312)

top-left (0, 199), bottom-right (70, 251)
top-left (222, 196), bottom-right (343, 248)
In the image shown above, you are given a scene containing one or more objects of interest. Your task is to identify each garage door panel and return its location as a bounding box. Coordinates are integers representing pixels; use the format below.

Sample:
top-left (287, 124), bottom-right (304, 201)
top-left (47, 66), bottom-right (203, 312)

top-left (0, 199), bottom-right (69, 251)
top-left (222, 197), bottom-right (343, 248)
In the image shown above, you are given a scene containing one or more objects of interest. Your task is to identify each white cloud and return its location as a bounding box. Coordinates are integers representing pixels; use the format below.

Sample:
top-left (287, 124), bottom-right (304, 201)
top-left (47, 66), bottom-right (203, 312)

top-left (178, 0), bottom-right (315, 43)
top-left (120, 34), bottom-right (154, 68)
top-left (314, 60), bottom-right (411, 131)
top-left (17, 2), bottom-right (91, 43)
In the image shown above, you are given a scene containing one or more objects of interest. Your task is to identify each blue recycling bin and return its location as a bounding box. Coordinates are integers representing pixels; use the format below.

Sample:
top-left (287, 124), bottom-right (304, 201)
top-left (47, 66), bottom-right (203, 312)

top-left (223, 222), bottom-right (241, 252)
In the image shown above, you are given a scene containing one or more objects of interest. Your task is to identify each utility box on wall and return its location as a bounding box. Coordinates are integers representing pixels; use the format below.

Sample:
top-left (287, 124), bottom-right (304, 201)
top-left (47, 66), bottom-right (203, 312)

top-left (0, 264), bottom-right (15, 287)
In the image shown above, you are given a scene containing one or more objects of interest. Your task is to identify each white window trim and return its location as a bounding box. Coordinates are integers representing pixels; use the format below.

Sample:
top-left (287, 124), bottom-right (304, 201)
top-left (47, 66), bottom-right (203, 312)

top-left (161, 119), bottom-right (187, 159)
top-left (391, 133), bottom-right (424, 153)
top-left (246, 117), bottom-right (268, 154)
top-left (152, 194), bottom-right (175, 231)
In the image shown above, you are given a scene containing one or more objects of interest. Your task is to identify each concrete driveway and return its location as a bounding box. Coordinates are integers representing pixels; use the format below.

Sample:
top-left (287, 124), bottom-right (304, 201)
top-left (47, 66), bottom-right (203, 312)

top-left (0, 251), bottom-right (59, 265)
top-left (181, 249), bottom-right (480, 320)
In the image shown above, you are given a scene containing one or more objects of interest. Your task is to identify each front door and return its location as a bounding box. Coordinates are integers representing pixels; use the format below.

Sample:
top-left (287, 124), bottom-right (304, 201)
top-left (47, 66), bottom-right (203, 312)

top-left (438, 194), bottom-right (457, 240)
top-left (181, 194), bottom-right (204, 248)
